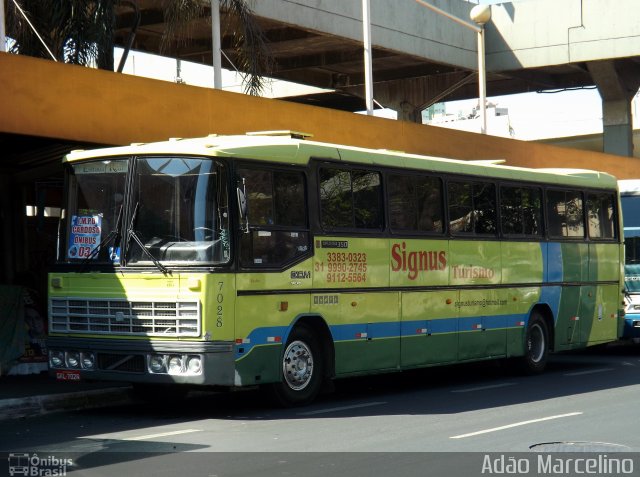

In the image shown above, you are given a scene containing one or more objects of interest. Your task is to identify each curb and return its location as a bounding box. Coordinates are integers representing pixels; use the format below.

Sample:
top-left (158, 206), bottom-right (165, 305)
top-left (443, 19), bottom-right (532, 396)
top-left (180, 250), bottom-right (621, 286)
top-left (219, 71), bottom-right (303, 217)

top-left (0, 387), bottom-right (133, 421)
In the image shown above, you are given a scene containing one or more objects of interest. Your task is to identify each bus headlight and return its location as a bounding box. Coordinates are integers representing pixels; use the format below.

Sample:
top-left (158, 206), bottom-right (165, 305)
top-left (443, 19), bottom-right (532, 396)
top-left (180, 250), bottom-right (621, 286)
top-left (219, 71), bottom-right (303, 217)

top-left (49, 350), bottom-right (64, 368)
top-left (168, 355), bottom-right (183, 375)
top-left (81, 352), bottom-right (96, 370)
top-left (186, 355), bottom-right (202, 375)
top-left (148, 355), bottom-right (166, 374)
top-left (65, 351), bottom-right (81, 368)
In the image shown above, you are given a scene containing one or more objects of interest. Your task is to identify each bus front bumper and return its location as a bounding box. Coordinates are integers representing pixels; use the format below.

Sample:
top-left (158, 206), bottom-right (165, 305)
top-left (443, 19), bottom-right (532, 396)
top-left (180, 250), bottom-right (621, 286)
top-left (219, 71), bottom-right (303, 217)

top-left (622, 313), bottom-right (640, 342)
top-left (47, 337), bottom-right (236, 386)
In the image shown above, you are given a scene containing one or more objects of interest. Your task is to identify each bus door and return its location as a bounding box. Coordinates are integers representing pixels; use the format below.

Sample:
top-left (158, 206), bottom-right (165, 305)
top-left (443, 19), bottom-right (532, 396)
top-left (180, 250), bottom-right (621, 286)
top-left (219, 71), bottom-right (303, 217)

top-left (554, 242), bottom-right (589, 347)
top-left (580, 242), bottom-right (621, 344)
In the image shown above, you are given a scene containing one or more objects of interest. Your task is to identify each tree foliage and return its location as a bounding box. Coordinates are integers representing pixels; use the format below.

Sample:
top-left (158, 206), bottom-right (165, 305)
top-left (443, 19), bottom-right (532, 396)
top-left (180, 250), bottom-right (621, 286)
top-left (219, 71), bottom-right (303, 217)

top-left (6, 0), bottom-right (115, 68)
top-left (6, 0), bottom-right (270, 94)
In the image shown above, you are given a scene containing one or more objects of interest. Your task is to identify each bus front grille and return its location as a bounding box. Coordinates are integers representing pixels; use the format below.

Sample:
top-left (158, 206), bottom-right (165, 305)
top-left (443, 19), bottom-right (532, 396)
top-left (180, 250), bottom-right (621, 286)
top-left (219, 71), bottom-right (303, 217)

top-left (49, 298), bottom-right (201, 337)
top-left (98, 353), bottom-right (146, 373)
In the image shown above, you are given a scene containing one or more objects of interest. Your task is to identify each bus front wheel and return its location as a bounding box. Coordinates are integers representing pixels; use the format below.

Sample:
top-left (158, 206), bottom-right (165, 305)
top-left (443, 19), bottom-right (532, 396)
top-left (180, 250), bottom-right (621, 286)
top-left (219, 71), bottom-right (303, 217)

top-left (520, 311), bottom-right (549, 374)
top-left (267, 324), bottom-right (324, 407)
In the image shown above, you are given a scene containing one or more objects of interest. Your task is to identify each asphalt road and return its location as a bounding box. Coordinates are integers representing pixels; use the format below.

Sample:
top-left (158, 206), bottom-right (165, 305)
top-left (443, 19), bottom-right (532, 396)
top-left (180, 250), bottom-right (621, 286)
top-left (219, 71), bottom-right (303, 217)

top-left (2, 343), bottom-right (640, 476)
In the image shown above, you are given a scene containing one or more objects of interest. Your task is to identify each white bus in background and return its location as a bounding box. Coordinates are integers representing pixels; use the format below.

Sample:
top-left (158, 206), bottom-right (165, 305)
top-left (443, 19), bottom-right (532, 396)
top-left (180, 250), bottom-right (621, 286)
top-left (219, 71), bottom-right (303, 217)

top-left (619, 179), bottom-right (640, 342)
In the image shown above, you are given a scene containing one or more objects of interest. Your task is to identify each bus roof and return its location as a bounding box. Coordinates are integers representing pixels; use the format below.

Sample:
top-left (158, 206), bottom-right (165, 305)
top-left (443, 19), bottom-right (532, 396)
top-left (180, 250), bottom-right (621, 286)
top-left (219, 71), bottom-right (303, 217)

top-left (618, 179), bottom-right (640, 195)
top-left (64, 131), bottom-right (618, 189)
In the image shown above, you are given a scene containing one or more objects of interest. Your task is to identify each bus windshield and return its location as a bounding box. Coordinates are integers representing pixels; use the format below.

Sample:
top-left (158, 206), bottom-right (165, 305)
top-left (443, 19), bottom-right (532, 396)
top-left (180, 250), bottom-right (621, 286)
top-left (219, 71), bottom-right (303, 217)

top-left (62, 156), bottom-right (231, 266)
top-left (621, 193), bottom-right (640, 291)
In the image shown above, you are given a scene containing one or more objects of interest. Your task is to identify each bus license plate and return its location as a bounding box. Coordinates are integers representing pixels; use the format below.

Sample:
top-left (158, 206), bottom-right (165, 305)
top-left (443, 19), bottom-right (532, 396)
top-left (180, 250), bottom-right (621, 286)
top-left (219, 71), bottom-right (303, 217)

top-left (56, 370), bottom-right (81, 381)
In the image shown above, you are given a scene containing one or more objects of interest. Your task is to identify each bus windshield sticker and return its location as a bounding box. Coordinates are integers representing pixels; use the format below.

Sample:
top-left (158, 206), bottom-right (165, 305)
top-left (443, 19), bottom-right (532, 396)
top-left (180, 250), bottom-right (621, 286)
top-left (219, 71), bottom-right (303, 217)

top-left (68, 215), bottom-right (102, 259)
top-left (75, 161), bottom-right (128, 174)
top-left (108, 246), bottom-right (121, 265)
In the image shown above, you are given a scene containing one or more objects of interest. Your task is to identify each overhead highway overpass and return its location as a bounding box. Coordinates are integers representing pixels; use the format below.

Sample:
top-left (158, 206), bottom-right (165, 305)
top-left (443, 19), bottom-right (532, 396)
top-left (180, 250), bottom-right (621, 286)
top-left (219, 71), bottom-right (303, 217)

top-left (111, 0), bottom-right (640, 156)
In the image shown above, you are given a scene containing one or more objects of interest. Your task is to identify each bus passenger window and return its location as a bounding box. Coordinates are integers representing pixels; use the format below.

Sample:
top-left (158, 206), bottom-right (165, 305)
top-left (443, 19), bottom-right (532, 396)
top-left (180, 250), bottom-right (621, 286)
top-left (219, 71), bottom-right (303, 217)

top-left (448, 182), bottom-right (473, 234)
top-left (319, 166), bottom-right (382, 230)
top-left (501, 186), bottom-right (543, 237)
top-left (547, 189), bottom-right (584, 238)
top-left (389, 174), bottom-right (443, 233)
top-left (319, 168), bottom-right (352, 228)
top-left (448, 181), bottom-right (496, 236)
top-left (353, 170), bottom-right (382, 229)
top-left (473, 182), bottom-right (497, 234)
top-left (587, 193), bottom-right (615, 239)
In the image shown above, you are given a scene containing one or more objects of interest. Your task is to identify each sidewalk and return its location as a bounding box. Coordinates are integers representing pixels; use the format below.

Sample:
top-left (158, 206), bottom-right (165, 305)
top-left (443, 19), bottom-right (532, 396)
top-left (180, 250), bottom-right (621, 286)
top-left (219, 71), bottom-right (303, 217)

top-left (0, 371), bottom-right (132, 421)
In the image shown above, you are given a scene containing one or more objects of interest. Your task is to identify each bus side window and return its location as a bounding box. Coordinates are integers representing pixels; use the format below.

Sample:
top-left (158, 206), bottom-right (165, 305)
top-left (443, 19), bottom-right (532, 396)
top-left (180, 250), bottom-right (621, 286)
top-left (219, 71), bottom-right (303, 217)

top-left (501, 185), bottom-right (543, 237)
top-left (547, 189), bottom-right (585, 239)
top-left (319, 166), bottom-right (382, 231)
top-left (389, 173), bottom-right (443, 233)
top-left (237, 167), bottom-right (309, 268)
top-left (448, 180), bottom-right (497, 236)
top-left (587, 192), bottom-right (615, 239)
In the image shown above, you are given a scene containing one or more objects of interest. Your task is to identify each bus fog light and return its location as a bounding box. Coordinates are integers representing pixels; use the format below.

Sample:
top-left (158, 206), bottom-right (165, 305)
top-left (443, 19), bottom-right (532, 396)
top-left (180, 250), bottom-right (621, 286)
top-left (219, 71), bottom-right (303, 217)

top-left (81, 352), bottom-right (96, 370)
top-left (148, 355), bottom-right (166, 373)
top-left (186, 355), bottom-right (202, 375)
top-left (633, 320), bottom-right (640, 328)
top-left (65, 351), bottom-right (81, 369)
top-left (168, 355), bottom-right (184, 375)
top-left (49, 350), bottom-right (65, 368)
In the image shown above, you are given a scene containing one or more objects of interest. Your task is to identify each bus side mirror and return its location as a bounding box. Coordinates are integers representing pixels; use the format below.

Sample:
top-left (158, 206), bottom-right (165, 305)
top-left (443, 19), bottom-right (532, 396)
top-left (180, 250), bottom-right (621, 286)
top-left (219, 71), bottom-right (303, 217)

top-left (236, 180), bottom-right (249, 233)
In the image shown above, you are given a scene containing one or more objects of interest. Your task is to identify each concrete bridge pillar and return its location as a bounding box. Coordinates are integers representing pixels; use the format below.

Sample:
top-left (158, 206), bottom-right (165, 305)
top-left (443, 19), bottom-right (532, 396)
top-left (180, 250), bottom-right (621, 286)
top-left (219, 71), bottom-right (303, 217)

top-left (587, 60), bottom-right (640, 157)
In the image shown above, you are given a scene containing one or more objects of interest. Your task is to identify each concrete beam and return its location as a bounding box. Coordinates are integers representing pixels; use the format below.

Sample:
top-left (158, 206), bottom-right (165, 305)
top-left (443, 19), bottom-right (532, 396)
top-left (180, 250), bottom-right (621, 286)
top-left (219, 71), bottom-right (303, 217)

top-left (486, 0), bottom-right (640, 71)
top-left (251, 0), bottom-right (478, 70)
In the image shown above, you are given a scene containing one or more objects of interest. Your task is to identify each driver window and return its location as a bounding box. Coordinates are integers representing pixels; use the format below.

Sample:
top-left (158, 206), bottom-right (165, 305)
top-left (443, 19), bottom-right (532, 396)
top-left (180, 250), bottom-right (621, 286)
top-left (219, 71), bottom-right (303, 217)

top-left (237, 167), bottom-right (309, 268)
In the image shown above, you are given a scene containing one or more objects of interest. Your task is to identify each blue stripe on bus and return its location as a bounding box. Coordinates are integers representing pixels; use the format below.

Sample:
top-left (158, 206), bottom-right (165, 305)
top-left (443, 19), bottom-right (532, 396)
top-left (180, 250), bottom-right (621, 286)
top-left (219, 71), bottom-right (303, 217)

top-left (539, 285), bottom-right (561, 324)
top-left (544, 242), bottom-right (564, 282)
top-left (236, 313), bottom-right (531, 358)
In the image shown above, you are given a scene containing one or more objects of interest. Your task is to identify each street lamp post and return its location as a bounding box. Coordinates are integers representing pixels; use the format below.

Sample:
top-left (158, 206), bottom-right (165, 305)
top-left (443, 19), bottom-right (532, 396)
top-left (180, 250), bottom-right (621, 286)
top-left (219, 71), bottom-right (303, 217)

top-left (0, 0), bottom-right (6, 53)
top-left (470, 4), bottom-right (491, 134)
top-left (414, 0), bottom-right (491, 134)
top-left (211, 0), bottom-right (222, 89)
top-left (362, 0), bottom-right (374, 116)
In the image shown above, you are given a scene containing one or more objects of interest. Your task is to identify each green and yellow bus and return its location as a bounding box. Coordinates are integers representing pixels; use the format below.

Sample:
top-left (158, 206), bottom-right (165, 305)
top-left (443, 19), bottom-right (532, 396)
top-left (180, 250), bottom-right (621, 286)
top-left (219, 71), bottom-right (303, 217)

top-left (47, 131), bottom-right (624, 405)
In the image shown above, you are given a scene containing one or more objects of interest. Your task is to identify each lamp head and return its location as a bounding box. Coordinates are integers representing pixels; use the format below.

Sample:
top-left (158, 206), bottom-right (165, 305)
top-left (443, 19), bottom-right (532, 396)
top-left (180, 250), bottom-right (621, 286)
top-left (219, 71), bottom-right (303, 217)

top-left (470, 4), bottom-right (491, 25)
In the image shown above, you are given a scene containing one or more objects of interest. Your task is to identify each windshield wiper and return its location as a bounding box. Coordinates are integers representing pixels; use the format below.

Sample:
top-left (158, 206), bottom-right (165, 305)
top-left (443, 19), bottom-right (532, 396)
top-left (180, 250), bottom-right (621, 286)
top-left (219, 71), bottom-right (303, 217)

top-left (125, 201), bottom-right (170, 275)
top-left (79, 205), bottom-right (123, 270)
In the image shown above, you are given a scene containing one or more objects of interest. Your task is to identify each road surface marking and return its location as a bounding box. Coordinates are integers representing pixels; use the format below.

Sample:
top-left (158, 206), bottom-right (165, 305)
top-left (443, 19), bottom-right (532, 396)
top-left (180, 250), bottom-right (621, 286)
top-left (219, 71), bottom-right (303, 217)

top-left (123, 429), bottom-right (202, 441)
top-left (451, 383), bottom-right (516, 393)
top-left (297, 401), bottom-right (387, 416)
top-left (450, 412), bottom-right (583, 439)
top-left (564, 368), bottom-right (614, 376)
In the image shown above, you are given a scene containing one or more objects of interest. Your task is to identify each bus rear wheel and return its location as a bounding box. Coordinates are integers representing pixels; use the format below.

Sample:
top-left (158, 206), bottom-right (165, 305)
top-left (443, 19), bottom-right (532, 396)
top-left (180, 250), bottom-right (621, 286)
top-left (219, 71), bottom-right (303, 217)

top-left (267, 324), bottom-right (324, 407)
top-left (520, 311), bottom-right (549, 374)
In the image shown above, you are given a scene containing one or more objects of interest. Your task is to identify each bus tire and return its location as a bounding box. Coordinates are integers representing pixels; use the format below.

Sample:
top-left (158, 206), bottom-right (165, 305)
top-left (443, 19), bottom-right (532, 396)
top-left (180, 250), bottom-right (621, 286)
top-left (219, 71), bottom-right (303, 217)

top-left (267, 324), bottom-right (324, 407)
top-left (519, 311), bottom-right (549, 374)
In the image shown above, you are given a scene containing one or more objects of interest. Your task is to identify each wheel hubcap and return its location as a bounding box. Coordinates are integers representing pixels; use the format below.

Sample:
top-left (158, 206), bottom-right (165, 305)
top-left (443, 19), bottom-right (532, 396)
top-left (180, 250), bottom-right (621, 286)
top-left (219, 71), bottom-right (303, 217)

top-left (282, 340), bottom-right (313, 391)
top-left (528, 323), bottom-right (545, 363)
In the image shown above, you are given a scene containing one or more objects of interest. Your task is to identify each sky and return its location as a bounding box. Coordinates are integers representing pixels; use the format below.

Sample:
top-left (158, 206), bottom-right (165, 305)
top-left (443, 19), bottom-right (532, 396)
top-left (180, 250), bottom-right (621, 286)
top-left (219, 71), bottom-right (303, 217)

top-left (438, 88), bottom-right (607, 140)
